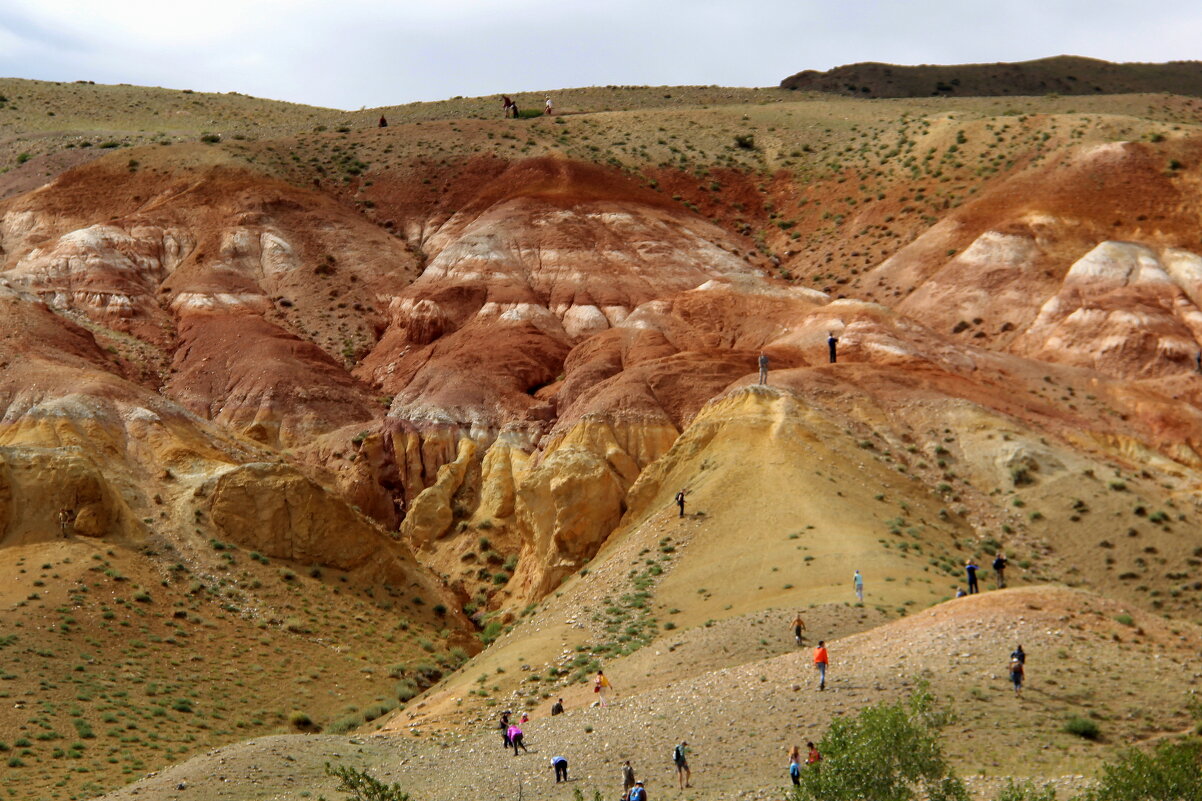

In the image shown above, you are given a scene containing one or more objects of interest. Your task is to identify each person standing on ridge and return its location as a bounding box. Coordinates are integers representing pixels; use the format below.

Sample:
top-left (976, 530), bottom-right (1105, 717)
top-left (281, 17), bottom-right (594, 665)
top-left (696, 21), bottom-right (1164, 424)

top-left (828, 332), bottom-right (839, 364)
top-left (673, 741), bottom-right (691, 789)
top-left (853, 569), bottom-right (864, 602)
top-left (550, 697), bottom-right (564, 716)
top-left (551, 755), bottom-right (569, 782)
top-left (790, 612), bottom-right (807, 645)
top-left (622, 760), bottom-right (637, 800)
top-left (993, 551), bottom-right (1008, 589)
top-left (813, 641), bottom-right (829, 690)
top-left (378, 115), bottom-right (388, 128)
top-left (965, 559), bottom-right (980, 594)
top-left (595, 670), bottom-right (612, 706)
top-left (545, 97), bottom-right (554, 115)
top-left (675, 489), bottom-right (686, 518)
top-left (758, 351), bottom-right (769, 384)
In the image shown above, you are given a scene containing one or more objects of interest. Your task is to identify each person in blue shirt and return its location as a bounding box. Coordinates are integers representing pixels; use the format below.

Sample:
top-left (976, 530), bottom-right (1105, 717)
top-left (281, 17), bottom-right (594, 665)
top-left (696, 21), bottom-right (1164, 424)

top-left (551, 756), bottom-right (568, 782)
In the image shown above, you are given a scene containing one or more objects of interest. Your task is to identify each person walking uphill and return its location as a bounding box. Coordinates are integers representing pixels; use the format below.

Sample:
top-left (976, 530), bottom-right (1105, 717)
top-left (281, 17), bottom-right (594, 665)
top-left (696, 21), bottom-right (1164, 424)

top-left (674, 489), bottom-right (686, 518)
top-left (853, 569), bottom-right (864, 602)
top-left (621, 761), bottom-right (636, 800)
top-left (673, 741), bottom-right (691, 789)
top-left (594, 670), bottom-right (612, 706)
top-left (551, 755), bottom-right (569, 782)
top-left (499, 711), bottom-right (511, 749)
top-left (814, 641), bottom-right (829, 690)
top-left (965, 559), bottom-right (980, 594)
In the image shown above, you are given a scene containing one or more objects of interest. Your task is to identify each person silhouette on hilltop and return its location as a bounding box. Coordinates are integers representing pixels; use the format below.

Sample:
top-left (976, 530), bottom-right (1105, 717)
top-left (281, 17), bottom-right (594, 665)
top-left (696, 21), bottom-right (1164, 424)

top-left (758, 352), bottom-right (769, 384)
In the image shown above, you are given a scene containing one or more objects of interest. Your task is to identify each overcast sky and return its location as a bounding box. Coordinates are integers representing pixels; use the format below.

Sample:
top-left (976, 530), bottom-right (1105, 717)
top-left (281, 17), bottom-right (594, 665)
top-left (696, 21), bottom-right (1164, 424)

top-left (2, 0), bottom-right (1201, 110)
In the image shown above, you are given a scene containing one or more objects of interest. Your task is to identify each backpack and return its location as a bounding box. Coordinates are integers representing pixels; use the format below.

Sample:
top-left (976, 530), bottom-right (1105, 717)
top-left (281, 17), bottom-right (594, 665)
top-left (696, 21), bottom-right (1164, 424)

top-left (673, 745), bottom-right (684, 763)
top-left (629, 787), bottom-right (646, 801)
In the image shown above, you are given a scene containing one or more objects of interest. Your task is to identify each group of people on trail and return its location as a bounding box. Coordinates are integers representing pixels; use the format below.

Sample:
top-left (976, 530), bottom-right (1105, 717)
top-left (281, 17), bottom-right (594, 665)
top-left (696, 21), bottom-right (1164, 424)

top-left (960, 553), bottom-right (1007, 596)
top-left (757, 334), bottom-right (839, 385)
top-left (786, 742), bottom-right (822, 786)
top-left (500, 95), bottom-right (554, 118)
top-left (498, 710), bottom-right (530, 756)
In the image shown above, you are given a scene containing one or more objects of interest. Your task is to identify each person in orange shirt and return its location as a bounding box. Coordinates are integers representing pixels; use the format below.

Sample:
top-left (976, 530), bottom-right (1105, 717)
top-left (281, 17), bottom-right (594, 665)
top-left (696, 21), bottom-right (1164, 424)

top-left (813, 641), bottom-right (829, 690)
top-left (595, 670), bottom-right (612, 706)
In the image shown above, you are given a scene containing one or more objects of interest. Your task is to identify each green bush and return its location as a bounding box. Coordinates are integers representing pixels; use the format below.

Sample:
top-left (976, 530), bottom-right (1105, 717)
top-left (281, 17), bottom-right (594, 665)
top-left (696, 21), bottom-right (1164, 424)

top-left (1064, 716), bottom-right (1100, 740)
top-left (288, 711), bottom-right (314, 729)
top-left (325, 762), bottom-right (410, 801)
top-left (994, 779), bottom-right (1056, 801)
top-left (326, 714), bottom-right (363, 735)
top-left (790, 683), bottom-right (967, 801)
top-left (1076, 740), bottom-right (1201, 801)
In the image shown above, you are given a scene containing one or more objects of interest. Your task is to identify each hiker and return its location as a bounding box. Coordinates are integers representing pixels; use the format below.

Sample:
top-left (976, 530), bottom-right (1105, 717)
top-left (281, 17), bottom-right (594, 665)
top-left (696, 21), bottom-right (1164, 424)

top-left (550, 697), bottom-right (564, 716)
top-left (955, 587), bottom-right (967, 598)
top-left (993, 552), bottom-right (1008, 589)
top-left (1009, 655), bottom-right (1024, 696)
top-left (520, 711), bottom-right (530, 725)
top-left (545, 97), bottom-right (554, 115)
top-left (791, 612), bottom-right (807, 645)
top-left (673, 741), bottom-right (691, 789)
top-left (58, 508), bottom-right (73, 538)
top-left (1011, 644), bottom-right (1025, 664)
top-left (499, 711), bottom-right (511, 748)
top-left (806, 741), bottom-right (822, 769)
top-left (758, 351), bottom-right (769, 384)
top-left (622, 760), bottom-right (636, 799)
top-left (501, 95), bottom-right (514, 118)
top-left (378, 115), bottom-right (388, 128)
top-left (508, 722), bottom-right (528, 755)
top-left (629, 780), bottom-right (647, 801)
top-left (965, 559), bottom-right (980, 594)
top-left (551, 755), bottom-right (569, 782)
top-left (813, 641), bottom-right (829, 690)
top-left (594, 670), bottom-right (612, 706)
top-left (828, 332), bottom-right (838, 364)
top-left (853, 569), bottom-right (864, 602)
top-left (675, 489), bottom-right (686, 518)
top-left (788, 744), bottom-right (802, 786)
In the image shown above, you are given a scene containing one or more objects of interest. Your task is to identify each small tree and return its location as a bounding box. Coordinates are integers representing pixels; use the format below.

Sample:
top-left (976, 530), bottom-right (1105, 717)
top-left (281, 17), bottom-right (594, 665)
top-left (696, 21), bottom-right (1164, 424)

top-left (790, 683), bottom-right (968, 801)
top-left (324, 763), bottom-right (411, 801)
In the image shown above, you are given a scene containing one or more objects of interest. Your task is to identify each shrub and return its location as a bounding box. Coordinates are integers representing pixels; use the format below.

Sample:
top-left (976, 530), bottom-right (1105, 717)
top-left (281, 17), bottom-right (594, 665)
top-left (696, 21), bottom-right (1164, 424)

top-left (326, 714), bottom-right (363, 735)
top-left (1076, 740), bottom-right (1201, 801)
top-left (200, 134), bottom-right (221, 144)
top-left (994, 779), bottom-right (1056, 801)
top-left (1063, 716), bottom-right (1100, 740)
top-left (172, 698), bottom-right (194, 713)
top-left (1114, 614), bottom-right (1134, 626)
top-left (361, 702), bottom-right (393, 722)
top-left (396, 679), bottom-right (419, 702)
top-left (790, 683), bottom-right (967, 801)
top-left (325, 763), bottom-right (410, 801)
top-left (734, 134), bottom-right (756, 150)
top-left (288, 711), bottom-right (314, 729)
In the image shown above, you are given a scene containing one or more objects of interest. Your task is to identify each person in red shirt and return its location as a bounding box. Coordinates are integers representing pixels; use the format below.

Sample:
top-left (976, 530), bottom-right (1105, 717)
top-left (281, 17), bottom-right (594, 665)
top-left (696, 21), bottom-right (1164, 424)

top-left (813, 641), bottom-right (829, 690)
top-left (806, 741), bottom-right (822, 767)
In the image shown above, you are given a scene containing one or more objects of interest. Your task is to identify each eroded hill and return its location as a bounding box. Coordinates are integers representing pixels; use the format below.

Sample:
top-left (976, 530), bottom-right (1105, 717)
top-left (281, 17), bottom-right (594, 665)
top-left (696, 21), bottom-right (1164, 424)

top-left (1, 76), bottom-right (1201, 800)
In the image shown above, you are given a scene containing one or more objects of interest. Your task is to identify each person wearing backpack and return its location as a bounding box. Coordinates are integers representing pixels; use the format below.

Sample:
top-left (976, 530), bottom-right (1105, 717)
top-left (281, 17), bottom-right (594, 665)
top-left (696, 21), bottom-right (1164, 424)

top-left (1009, 657), bottom-right (1024, 696)
top-left (673, 741), bottom-right (691, 789)
top-left (993, 552), bottom-right (1008, 589)
top-left (629, 780), bottom-right (647, 801)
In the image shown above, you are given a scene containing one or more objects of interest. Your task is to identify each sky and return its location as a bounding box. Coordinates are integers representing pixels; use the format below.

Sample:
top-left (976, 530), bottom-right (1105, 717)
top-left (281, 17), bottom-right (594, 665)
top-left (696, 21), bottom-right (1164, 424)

top-left (2, 0), bottom-right (1202, 110)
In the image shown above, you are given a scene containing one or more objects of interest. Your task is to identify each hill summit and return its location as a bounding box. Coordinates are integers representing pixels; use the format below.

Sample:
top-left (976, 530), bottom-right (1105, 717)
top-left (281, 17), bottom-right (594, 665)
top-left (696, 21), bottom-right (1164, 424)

top-left (780, 54), bottom-right (1202, 97)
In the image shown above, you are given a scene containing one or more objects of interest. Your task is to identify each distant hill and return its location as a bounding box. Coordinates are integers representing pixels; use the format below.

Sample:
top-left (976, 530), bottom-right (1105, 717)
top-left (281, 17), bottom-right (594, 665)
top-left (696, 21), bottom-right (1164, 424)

top-left (780, 55), bottom-right (1202, 97)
